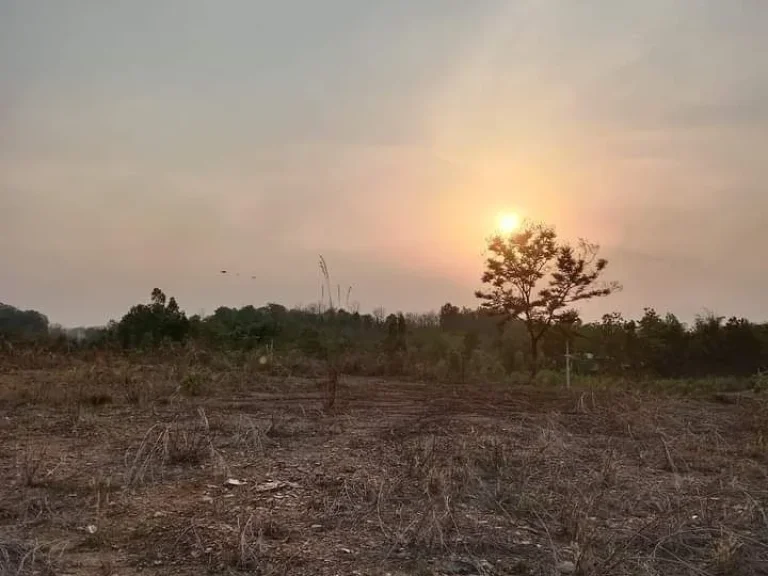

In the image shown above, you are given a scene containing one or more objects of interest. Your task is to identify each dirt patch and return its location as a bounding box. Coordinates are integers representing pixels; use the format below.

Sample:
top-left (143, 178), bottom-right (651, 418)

top-left (1, 363), bottom-right (767, 575)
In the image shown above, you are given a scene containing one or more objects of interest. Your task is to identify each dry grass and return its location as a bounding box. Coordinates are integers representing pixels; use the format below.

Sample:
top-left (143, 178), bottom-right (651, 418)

top-left (124, 408), bottom-right (228, 487)
top-left (0, 352), bottom-right (767, 575)
top-left (0, 538), bottom-right (65, 576)
top-left (229, 513), bottom-right (266, 571)
top-left (15, 444), bottom-right (47, 488)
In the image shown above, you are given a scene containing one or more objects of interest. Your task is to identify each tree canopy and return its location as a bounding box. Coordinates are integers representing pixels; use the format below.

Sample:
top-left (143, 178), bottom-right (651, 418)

top-left (476, 221), bottom-right (620, 376)
top-left (0, 303), bottom-right (49, 339)
top-left (115, 289), bottom-right (190, 348)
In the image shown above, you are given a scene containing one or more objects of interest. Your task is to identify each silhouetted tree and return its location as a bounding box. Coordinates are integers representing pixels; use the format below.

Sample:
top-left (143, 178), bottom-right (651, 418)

top-left (634, 308), bottom-right (688, 377)
top-left (721, 317), bottom-right (764, 376)
top-left (579, 312), bottom-right (638, 374)
top-left (476, 221), bottom-right (619, 378)
top-left (384, 313), bottom-right (408, 354)
top-left (116, 289), bottom-right (190, 348)
top-left (439, 303), bottom-right (461, 330)
top-left (0, 303), bottom-right (49, 340)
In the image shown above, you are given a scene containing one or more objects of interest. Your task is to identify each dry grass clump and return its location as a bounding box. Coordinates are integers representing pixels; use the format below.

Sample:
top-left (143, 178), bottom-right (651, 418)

top-left (230, 414), bottom-right (271, 455)
top-left (0, 538), bottom-right (65, 576)
top-left (15, 444), bottom-right (48, 488)
top-left (228, 513), bottom-right (267, 571)
top-left (169, 513), bottom-right (289, 574)
top-left (124, 408), bottom-right (228, 487)
top-left (120, 371), bottom-right (146, 405)
top-left (314, 397), bottom-right (768, 575)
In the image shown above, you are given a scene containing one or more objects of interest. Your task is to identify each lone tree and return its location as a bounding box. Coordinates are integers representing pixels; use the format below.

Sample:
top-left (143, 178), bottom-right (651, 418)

top-left (476, 220), bottom-right (620, 378)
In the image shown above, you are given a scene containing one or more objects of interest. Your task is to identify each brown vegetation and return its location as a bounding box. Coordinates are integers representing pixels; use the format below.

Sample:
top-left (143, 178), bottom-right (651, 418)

top-left (1, 351), bottom-right (767, 575)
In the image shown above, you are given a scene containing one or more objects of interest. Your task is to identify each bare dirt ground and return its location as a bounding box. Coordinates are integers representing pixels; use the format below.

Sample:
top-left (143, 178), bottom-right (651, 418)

top-left (1, 360), bottom-right (767, 575)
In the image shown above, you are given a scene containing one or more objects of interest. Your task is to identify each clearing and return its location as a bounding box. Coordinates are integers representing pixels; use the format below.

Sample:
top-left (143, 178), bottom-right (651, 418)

top-left (1, 361), bottom-right (767, 575)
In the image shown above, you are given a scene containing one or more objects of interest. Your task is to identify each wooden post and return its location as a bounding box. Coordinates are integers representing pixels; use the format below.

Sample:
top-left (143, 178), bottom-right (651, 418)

top-left (565, 340), bottom-right (572, 389)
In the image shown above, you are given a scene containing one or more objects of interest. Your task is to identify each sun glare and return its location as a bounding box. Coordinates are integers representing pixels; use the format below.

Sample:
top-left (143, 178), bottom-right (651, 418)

top-left (497, 212), bottom-right (521, 234)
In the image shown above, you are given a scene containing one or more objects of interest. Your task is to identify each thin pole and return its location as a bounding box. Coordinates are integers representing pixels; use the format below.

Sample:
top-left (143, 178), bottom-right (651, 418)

top-left (565, 339), bottom-right (571, 389)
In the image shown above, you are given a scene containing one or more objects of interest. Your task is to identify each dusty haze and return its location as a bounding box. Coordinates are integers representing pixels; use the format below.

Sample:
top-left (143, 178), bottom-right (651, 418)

top-left (2, 1), bottom-right (767, 326)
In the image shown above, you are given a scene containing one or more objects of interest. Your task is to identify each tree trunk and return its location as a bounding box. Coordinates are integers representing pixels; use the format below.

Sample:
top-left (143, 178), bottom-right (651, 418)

top-left (529, 336), bottom-right (540, 381)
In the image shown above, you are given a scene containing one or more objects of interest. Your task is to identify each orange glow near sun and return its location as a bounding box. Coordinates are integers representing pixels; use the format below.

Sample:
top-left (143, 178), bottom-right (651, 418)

top-left (497, 212), bottom-right (521, 234)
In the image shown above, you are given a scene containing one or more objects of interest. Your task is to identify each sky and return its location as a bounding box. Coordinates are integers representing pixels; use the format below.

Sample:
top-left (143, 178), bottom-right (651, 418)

top-left (1, 0), bottom-right (767, 327)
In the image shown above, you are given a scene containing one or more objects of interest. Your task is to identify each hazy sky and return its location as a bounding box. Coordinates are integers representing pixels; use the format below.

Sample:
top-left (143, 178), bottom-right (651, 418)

top-left (2, 1), bottom-right (767, 326)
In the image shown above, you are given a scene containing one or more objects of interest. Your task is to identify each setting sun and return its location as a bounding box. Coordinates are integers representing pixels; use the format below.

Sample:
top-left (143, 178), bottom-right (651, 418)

top-left (497, 212), bottom-right (521, 234)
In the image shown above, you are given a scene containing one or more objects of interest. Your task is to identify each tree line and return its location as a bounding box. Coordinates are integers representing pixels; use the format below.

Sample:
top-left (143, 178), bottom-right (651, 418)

top-left (0, 303), bottom-right (49, 340)
top-left (4, 294), bottom-right (767, 380)
top-left (2, 221), bottom-right (765, 380)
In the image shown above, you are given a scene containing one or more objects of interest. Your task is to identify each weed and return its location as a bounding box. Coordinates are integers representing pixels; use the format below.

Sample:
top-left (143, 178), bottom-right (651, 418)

top-left (323, 365), bottom-right (339, 411)
top-left (232, 415), bottom-right (268, 454)
top-left (16, 444), bottom-right (47, 487)
top-left (124, 423), bottom-right (168, 487)
top-left (751, 370), bottom-right (768, 393)
top-left (710, 529), bottom-right (743, 574)
top-left (121, 373), bottom-right (145, 405)
top-left (165, 424), bottom-right (210, 465)
top-left (67, 402), bottom-right (98, 433)
top-left (124, 409), bottom-right (228, 487)
top-left (599, 448), bottom-right (618, 488)
top-left (89, 472), bottom-right (114, 518)
top-left (0, 538), bottom-right (62, 576)
top-left (180, 370), bottom-right (210, 397)
top-left (229, 514), bottom-right (265, 571)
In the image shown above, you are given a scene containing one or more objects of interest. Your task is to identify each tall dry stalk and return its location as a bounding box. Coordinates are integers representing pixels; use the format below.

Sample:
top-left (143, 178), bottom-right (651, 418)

top-left (319, 255), bottom-right (333, 312)
top-left (318, 255), bottom-right (345, 410)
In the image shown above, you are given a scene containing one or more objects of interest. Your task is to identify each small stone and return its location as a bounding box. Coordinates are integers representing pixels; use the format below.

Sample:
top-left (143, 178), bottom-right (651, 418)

top-left (255, 480), bottom-right (299, 493)
top-left (557, 561), bottom-right (576, 574)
